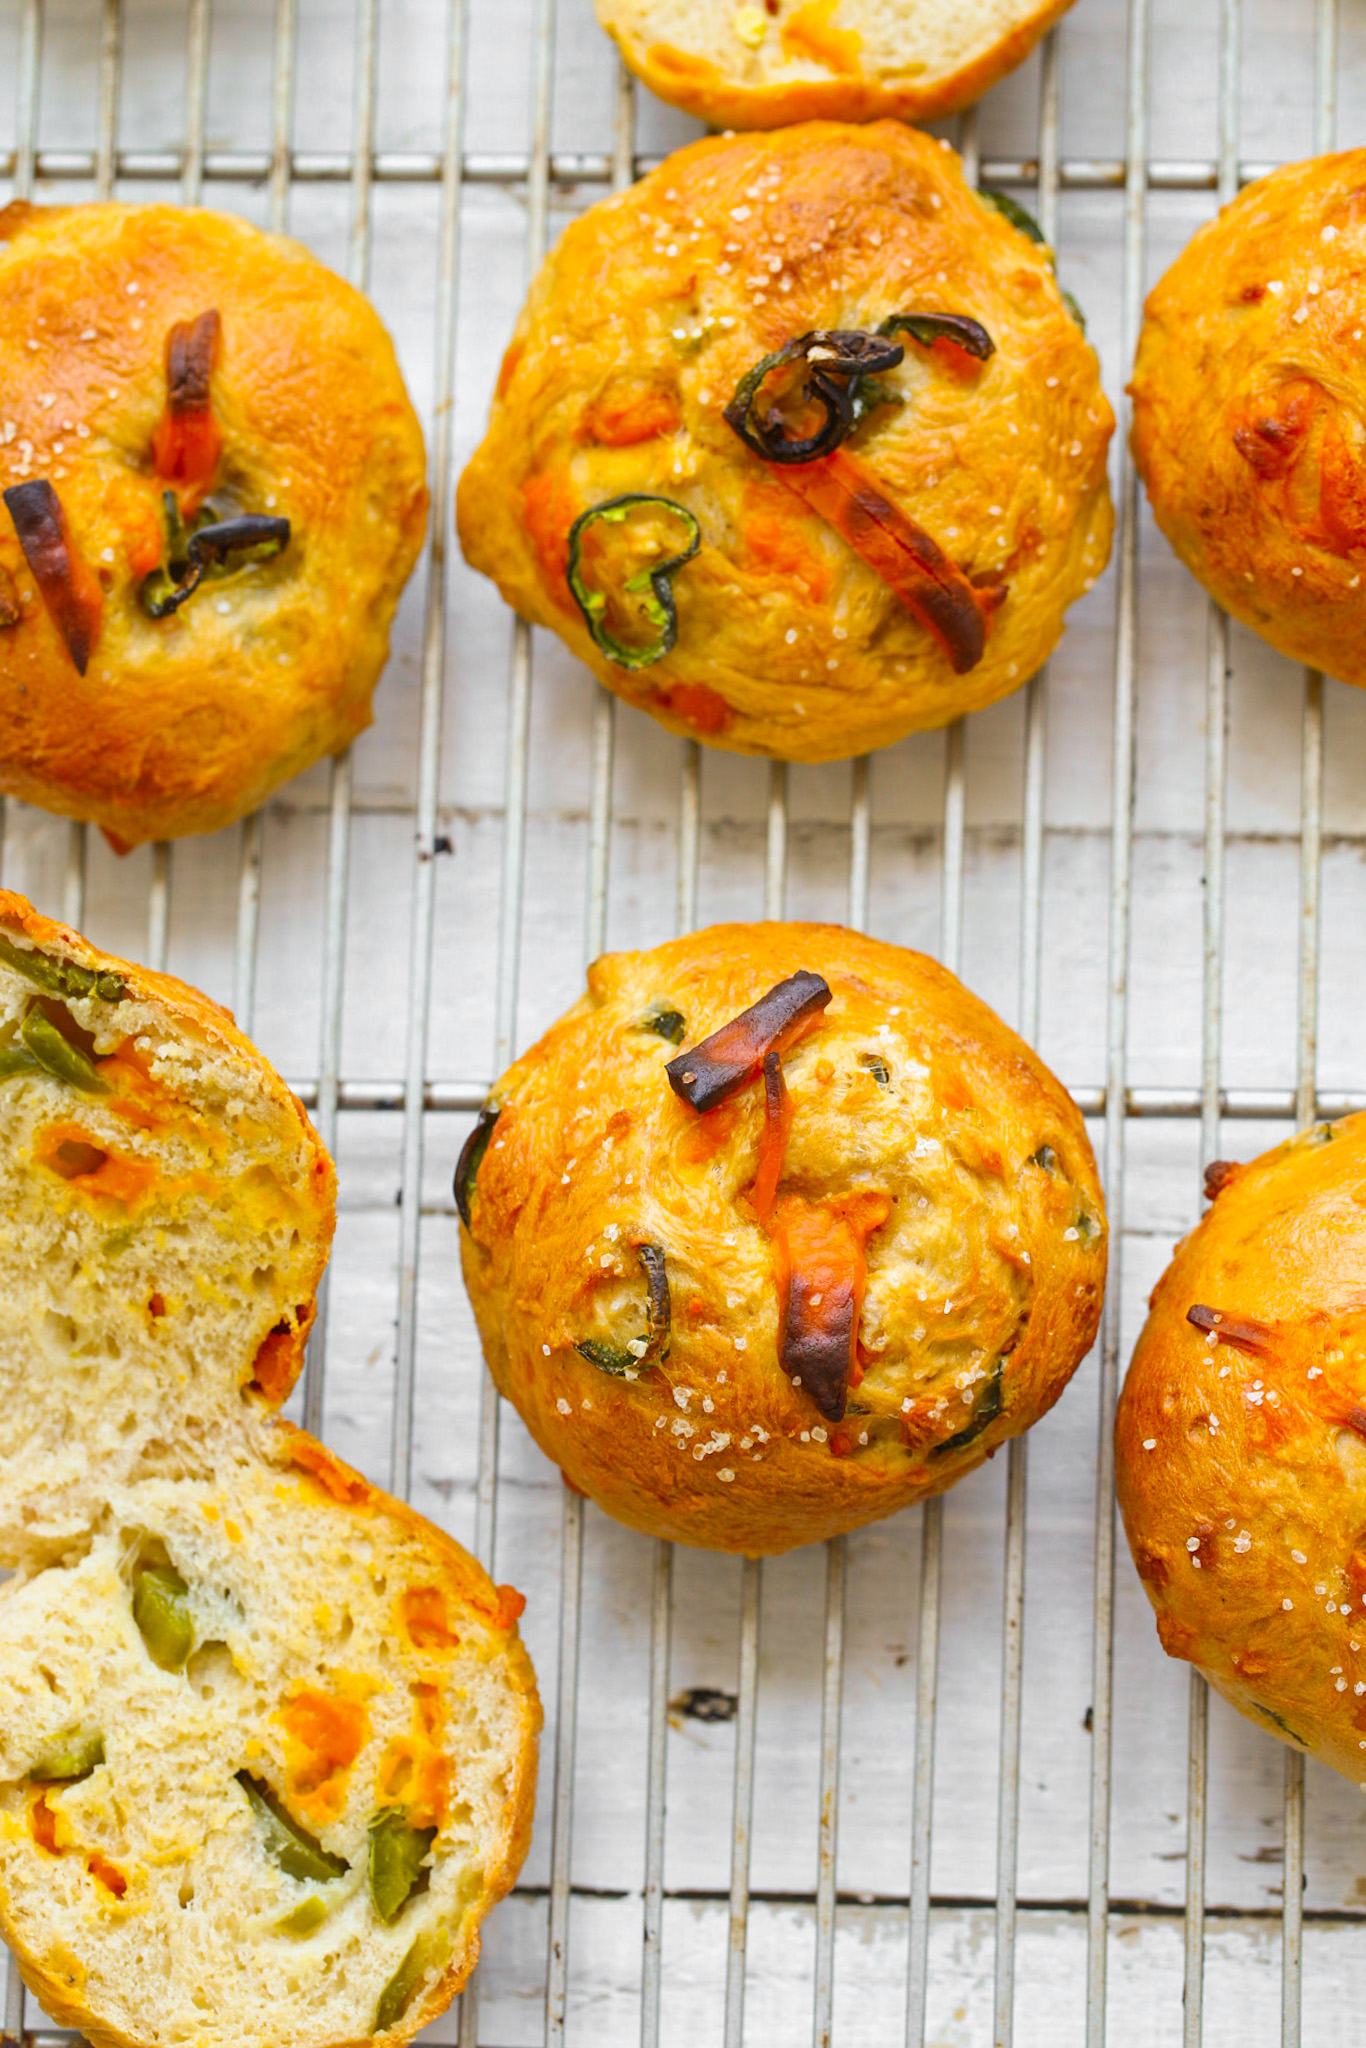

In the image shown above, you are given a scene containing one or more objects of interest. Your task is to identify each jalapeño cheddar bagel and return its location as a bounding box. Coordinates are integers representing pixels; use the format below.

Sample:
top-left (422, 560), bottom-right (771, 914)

top-left (594, 0), bottom-right (1077, 132)
top-left (0, 894), bottom-right (538, 2048)
top-left (1132, 152), bottom-right (1366, 689)
top-left (1116, 1116), bottom-right (1366, 1792)
top-left (457, 922), bottom-right (1106, 1553)
top-left (457, 123), bottom-right (1113, 763)
top-left (0, 202), bottom-right (428, 847)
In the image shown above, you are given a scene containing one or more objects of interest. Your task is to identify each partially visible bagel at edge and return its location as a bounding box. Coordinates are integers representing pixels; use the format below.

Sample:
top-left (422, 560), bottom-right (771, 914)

top-left (0, 893), bottom-right (539, 2048)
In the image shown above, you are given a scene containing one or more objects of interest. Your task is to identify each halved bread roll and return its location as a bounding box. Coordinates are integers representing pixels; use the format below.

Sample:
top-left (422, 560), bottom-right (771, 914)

top-left (0, 893), bottom-right (539, 2048)
top-left (594, 0), bottom-right (1077, 130)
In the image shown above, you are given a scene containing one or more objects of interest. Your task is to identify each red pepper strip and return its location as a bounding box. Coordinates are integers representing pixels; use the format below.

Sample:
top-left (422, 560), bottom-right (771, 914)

top-left (2, 481), bottom-right (103, 675)
top-left (150, 308), bottom-right (223, 514)
top-left (746, 1050), bottom-right (793, 1225)
top-left (666, 969), bottom-right (831, 1113)
top-left (771, 1189), bottom-right (893, 1422)
top-left (1186, 1303), bottom-right (1274, 1355)
top-left (779, 446), bottom-right (1004, 674)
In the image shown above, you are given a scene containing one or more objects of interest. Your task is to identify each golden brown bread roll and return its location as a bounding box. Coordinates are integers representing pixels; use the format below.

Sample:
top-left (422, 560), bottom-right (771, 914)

top-left (457, 122), bottom-right (1113, 764)
top-left (458, 921), bottom-right (1106, 1553)
top-left (1116, 1115), bottom-right (1366, 1788)
top-left (0, 202), bottom-right (428, 848)
top-left (1131, 151), bottom-right (1366, 688)
top-left (593, 0), bottom-right (1077, 132)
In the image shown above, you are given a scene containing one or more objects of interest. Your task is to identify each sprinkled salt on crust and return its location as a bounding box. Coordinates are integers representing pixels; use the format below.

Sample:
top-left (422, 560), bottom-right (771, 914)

top-left (459, 921), bottom-right (1106, 1554)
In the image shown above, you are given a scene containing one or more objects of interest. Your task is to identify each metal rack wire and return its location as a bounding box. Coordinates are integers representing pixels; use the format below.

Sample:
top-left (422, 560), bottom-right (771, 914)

top-left (0, 0), bottom-right (1360, 2042)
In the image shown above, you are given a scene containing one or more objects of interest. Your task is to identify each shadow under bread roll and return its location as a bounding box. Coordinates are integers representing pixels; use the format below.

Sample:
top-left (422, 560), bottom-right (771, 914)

top-left (457, 921), bottom-right (1106, 1554)
top-left (1117, 1114), bottom-right (1366, 1787)
top-left (0, 202), bottom-right (428, 848)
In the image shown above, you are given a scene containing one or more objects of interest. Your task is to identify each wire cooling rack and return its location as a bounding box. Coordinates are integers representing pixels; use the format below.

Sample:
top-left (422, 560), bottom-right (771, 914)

top-left (3, 0), bottom-right (1366, 2042)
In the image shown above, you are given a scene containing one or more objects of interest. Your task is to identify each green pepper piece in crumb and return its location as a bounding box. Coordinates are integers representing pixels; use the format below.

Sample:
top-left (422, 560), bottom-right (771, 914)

top-left (0, 1047), bottom-right (40, 1082)
top-left (374, 1926), bottom-right (451, 2034)
top-left (0, 931), bottom-right (126, 1003)
top-left (567, 496), bottom-right (700, 671)
top-left (237, 1773), bottom-right (349, 1884)
top-left (32, 1731), bottom-right (104, 1783)
top-left (368, 1809), bottom-right (437, 1924)
top-left (132, 1563), bottom-right (195, 1671)
top-left (20, 1009), bottom-right (111, 1094)
top-left (275, 1895), bottom-right (329, 1939)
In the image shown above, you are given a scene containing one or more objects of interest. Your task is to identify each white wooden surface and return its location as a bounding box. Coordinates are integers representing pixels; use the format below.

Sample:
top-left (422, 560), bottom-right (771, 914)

top-left (3, 0), bottom-right (1366, 2042)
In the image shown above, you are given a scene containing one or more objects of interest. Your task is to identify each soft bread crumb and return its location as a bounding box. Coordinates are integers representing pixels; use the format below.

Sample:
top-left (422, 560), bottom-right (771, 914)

top-left (0, 893), bottom-right (540, 2048)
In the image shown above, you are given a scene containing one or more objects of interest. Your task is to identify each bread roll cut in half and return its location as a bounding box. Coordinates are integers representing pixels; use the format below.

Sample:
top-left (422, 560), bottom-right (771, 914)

top-left (0, 894), bottom-right (539, 2048)
top-left (595, 0), bottom-right (1076, 130)
top-left (0, 202), bottom-right (428, 847)
top-left (458, 923), bottom-right (1106, 1553)
top-left (1116, 1115), bottom-right (1366, 1787)
top-left (457, 123), bottom-right (1113, 764)
top-left (1131, 151), bottom-right (1366, 692)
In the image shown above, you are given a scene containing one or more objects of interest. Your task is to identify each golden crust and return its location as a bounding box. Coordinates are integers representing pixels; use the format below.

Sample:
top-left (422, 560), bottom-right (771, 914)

top-left (460, 921), bottom-right (1106, 1553)
top-left (456, 123), bottom-right (1113, 763)
top-left (0, 203), bottom-right (428, 847)
top-left (1131, 151), bottom-right (1366, 687)
top-left (595, 0), bottom-right (1076, 130)
top-left (1115, 1115), bottom-right (1366, 1787)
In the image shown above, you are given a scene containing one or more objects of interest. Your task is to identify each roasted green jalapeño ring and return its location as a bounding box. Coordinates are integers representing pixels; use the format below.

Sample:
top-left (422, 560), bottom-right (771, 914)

top-left (566, 495), bottom-right (701, 670)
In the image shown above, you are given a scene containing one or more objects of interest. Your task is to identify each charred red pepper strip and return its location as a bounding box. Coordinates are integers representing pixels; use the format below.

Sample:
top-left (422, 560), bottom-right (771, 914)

top-left (666, 970), bottom-right (831, 1113)
top-left (2, 481), bottom-right (103, 675)
top-left (771, 1189), bottom-right (892, 1421)
top-left (779, 447), bottom-right (1004, 674)
top-left (746, 1050), bottom-right (793, 1225)
top-left (1186, 1303), bottom-right (1274, 1355)
top-left (151, 309), bottom-right (223, 514)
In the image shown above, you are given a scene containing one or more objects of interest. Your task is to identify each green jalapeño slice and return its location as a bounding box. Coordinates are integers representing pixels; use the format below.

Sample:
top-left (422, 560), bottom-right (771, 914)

top-left (566, 495), bottom-right (700, 671)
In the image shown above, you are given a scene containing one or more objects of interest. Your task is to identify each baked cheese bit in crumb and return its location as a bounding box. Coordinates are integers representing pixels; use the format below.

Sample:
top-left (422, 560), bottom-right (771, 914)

top-left (458, 122), bottom-right (1112, 764)
top-left (1117, 1115), bottom-right (1366, 1795)
top-left (457, 922), bottom-right (1106, 1554)
top-left (0, 892), bottom-right (539, 2048)
top-left (594, 0), bottom-right (1077, 130)
top-left (0, 203), bottom-right (428, 848)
